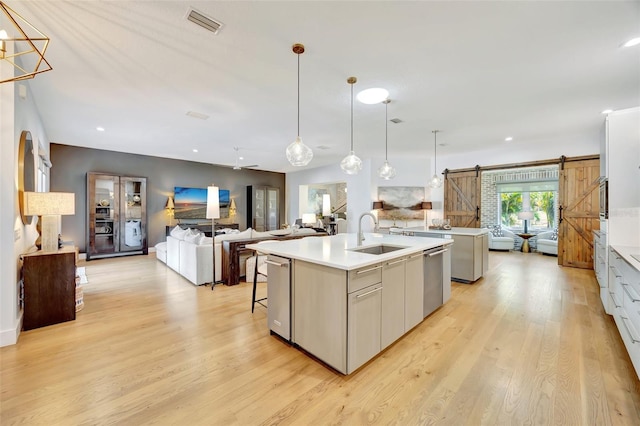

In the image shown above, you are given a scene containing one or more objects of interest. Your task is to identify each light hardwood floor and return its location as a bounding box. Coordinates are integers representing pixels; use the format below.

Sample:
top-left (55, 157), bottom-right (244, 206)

top-left (2, 251), bottom-right (639, 425)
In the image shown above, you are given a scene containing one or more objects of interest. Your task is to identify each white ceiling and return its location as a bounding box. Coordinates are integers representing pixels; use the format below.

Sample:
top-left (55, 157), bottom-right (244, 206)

top-left (13, 0), bottom-right (640, 173)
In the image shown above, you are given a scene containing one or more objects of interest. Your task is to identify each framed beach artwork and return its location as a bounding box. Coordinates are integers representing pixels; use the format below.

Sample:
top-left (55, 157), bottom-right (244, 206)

top-left (377, 186), bottom-right (425, 220)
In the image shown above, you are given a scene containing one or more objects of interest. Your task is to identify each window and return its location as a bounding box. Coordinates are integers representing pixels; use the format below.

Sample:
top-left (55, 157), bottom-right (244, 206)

top-left (500, 190), bottom-right (556, 230)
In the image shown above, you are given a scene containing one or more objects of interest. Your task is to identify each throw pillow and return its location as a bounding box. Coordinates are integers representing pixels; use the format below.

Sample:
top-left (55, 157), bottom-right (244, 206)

top-left (550, 228), bottom-right (558, 241)
top-left (170, 225), bottom-right (189, 240)
top-left (184, 230), bottom-right (203, 244)
top-left (491, 225), bottom-right (503, 237)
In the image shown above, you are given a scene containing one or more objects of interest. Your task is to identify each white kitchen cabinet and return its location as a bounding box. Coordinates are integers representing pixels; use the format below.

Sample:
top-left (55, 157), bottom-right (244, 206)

top-left (443, 246), bottom-right (452, 304)
top-left (348, 283), bottom-right (382, 373)
top-left (404, 252), bottom-right (424, 331)
top-left (381, 257), bottom-right (406, 349)
top-left (606, 107), bottom-right (640, 248)
top-left (593, 231), bottom-right (609, 314)
top-left (609, 246), bottom-right (640, 379)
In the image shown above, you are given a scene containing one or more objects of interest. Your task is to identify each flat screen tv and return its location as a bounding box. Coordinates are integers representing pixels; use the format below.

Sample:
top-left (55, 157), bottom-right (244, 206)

top-left (174, 187), bottom-right (230, 220)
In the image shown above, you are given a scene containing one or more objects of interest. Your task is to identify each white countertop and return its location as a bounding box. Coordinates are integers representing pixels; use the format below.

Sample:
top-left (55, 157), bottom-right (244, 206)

top-left (246, 233), bottom-right (453, 271)
top-left (610, 245), bottom-right (640, 272)
top-left (401, 226), bottom-right (490, 236)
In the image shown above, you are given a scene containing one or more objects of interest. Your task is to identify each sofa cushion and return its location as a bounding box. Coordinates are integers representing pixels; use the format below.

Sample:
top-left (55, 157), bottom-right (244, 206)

top-left (199, 236), bottom-right (213, 245)
top-left (170, 225), bottom-right (189, 240)
top-left (491, 225), bottom-right (503, 237)
top-left (184, 229), bottom-right (204, 244)
top-left (215, 228), bottom-right (252, 243)
top-left (550, 228), bottom-right (558, 241)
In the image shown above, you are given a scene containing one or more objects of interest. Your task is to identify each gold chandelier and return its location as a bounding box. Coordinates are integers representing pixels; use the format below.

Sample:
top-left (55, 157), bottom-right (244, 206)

top-left (0, 1), bottom-right (52, 84)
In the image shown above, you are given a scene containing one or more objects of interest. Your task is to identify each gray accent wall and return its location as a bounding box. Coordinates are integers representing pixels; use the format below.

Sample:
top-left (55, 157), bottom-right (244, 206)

top-left (50, 144), bottom-right (285, 254)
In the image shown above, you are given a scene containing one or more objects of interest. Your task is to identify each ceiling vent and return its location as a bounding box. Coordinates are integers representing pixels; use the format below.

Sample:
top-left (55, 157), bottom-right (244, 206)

top-left (186, 8), bottom-right (223, 35)
top-left (390, 118), bottom-right (403, 124)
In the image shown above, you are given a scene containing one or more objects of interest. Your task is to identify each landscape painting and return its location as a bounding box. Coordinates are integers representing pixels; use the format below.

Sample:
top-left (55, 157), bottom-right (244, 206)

top-left (378, 186), bottom-right (425, 220)
top-left (174, 187), bottom-right (230, 220)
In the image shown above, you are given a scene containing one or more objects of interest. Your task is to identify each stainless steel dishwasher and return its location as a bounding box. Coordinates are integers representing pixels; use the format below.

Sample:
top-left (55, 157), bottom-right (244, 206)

top-left (266, 254), bottom-right (292, 340)
top-left (423, 246), bottom-right (447, 318)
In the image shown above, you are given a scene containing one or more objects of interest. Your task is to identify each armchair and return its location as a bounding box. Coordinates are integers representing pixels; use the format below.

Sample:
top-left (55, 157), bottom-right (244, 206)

top-left (488, 226), bottom-right (516, 251)
top-left (536, 229), bottom-right (558, 256)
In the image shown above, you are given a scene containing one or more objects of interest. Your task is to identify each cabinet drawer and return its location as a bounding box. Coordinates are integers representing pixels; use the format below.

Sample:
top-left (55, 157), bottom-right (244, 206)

top-left (623, 283), bottom-right (640, 331)
top-left (614, 307), bottom-right (640, 379)
top-left (348, 263), bottom-right (382, 293)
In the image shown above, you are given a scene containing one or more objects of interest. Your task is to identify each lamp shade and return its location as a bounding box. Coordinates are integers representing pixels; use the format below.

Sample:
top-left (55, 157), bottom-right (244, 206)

top-left (165, 196), bottom-right (175, 209)
top-left (23, 192), bottom-right (75, 216)
top-left (322, 194), bottom-right (331, 216)
top-left (206, 186), bottom-right (220, 219)
top-left (302, 213), bottom-right (316, 225)
top-left (517, 211), bottom-right (534, 220)
top-left (421, 201), bottom-right (433, 210)
top-left (372, 201), bottom-right (384, 210)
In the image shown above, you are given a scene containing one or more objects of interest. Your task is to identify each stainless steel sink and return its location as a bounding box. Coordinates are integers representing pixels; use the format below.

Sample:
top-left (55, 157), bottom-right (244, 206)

top-left (348, 244), bottom-right (408, 255)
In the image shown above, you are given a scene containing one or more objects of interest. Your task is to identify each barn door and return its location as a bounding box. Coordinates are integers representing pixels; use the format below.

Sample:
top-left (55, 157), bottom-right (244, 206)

top-left (444, 167), bottom-right (481, 228)
top-left (558, 157), bottom-right (599, 269)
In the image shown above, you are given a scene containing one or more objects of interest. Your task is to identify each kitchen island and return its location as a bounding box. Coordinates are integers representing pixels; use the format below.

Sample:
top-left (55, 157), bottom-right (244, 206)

top-left (394, 226), bottom-right (489, 283)
top-left (247, 233), bottom-right (453, 374)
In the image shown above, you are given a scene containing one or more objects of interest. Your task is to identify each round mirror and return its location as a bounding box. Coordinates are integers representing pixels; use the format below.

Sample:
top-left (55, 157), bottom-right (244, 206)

top-left (18, 131), bottom-right (36, 225)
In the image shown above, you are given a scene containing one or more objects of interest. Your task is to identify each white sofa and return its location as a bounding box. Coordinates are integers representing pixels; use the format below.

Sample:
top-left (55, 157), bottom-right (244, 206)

top-left (165, 226), bottom-right (318, 285)
top-left (487, 226), bottom-right (516, 251)
top-left (536, 230), bottom-right (558, 255)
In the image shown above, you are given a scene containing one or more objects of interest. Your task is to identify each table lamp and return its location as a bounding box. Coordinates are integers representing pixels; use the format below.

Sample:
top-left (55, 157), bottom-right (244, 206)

top-left (517, 211), bottom-right (534, 234)
top-left (302, 213), bottom-right (316, 227)
top-left (23, 192), bottom-right (75, 252)
top-left (207, 186), bottom-right (220, 290)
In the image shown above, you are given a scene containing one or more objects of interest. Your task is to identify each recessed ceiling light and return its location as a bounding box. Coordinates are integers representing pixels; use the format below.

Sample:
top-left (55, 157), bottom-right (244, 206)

top-left (623, 37), bottom-right (640, 47)
top-left (96, 127), bottom-right (105, 132)
top-left (357, 88), bottom-right (389, 104)
top-left (192, 149), bottom-right (198, 153)
top-left (505, 137), bottom-right (513, 142)
top-left (602, 109), bottom-right (613, 114)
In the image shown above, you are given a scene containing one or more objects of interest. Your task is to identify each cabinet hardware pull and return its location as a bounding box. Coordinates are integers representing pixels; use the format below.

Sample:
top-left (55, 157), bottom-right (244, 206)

top-left (387, 259), bottom-right (406, 266)
top-left (265, 260), bottom-right (288, 267)
top-left (622, 283), bottom-right (640, 302)
top-left (426, 249), bottom-right (448, 257)
top-left (356, 287), bottom-right (382, 299)
top-left (610, 292), bottom-right (622, 308)
top-left (356, 265), bottom-right (382, 275)
top-left (609, 266), bottom-right (622, 278)
top-left (620, 316), bottom-right (640, 343)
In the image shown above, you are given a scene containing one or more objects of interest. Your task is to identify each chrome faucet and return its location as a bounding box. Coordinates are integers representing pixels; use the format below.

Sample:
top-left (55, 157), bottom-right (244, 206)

top-left (357, 212), bottom-right (379, 246)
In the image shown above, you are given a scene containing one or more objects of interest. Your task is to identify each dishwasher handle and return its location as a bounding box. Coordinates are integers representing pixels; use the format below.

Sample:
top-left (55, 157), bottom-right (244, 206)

top-left (425, 248), bottom-right (448, 257)
top-left (265, 259), bottom-right (289, 267)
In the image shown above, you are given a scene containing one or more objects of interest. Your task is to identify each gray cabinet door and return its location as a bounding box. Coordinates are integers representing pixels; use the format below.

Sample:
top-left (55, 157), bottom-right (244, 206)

top-left (348, 283), bottom-right (382, 373)
top-left (381, 258), bottom-right (405, 349)
top-left (405, 253), bottom-right (424, 331)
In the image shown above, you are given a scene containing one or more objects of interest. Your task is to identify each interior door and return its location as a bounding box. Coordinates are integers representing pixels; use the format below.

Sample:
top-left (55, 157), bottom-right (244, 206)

top-left (558, 158), bottom-right (600, 269)
top-left (443, 167), bottom-right (481, 228)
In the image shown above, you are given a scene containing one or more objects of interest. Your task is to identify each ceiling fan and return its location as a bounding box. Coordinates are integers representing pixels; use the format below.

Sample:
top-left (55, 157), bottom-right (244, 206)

top-left (230, 147), bottom-right (258, 170)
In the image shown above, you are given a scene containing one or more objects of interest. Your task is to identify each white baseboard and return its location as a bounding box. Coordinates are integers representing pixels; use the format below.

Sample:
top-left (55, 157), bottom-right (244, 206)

top-left (0, 311), bottom-right (22, 347)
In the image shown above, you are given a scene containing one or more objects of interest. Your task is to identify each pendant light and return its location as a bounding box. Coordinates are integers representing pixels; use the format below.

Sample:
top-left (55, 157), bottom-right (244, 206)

top-left (428, 130), bottom-right (443, 188)
top-left (285, 43), bottom-right (313, 167)
top-left (377, 99), bottom-right (396, 180)
top-left (340, 76), bottom-right (362, 175)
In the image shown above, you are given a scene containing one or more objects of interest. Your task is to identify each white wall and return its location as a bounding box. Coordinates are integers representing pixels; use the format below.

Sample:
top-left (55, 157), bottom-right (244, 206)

top-left (0, 74), bottom-right (51, 347)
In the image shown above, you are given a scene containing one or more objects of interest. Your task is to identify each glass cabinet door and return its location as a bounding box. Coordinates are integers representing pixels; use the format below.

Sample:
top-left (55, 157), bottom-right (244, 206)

top-left (254, 187), bottom-right (265, 231)
top-left (88, 174), bottom-right (119, 257)
top-left (120, 177), bottom-right (146, 252)
top-left (266, 188), bottom-right (279, 231)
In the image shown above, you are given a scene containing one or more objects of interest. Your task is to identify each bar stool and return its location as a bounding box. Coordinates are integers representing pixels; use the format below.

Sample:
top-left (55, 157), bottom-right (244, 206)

top-left (251, 240), bottom-right (278, 313)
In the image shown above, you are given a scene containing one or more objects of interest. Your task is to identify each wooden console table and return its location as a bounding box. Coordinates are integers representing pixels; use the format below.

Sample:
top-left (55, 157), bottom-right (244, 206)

top-left (21, 246), bottom-right (77, 330)
top-left (222, 232), bottom-right (327, 286)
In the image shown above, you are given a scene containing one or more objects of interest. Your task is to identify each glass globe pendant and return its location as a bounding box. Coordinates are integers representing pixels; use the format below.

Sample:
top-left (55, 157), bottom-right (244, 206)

top-left (341, 151), bottom-right (362, 175)
top-left (341, 77), bottom-right (362, 175)
top-left (428, 129), bottom-right (443, 188)
top-left (285, 43), bottom-right (313, 167)
top-left (377, 99), bottom-right (396, 180)
top-left (378, 161), bottom-right (396, 180)
top-left (286, 136), bottom-right (313, 166)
